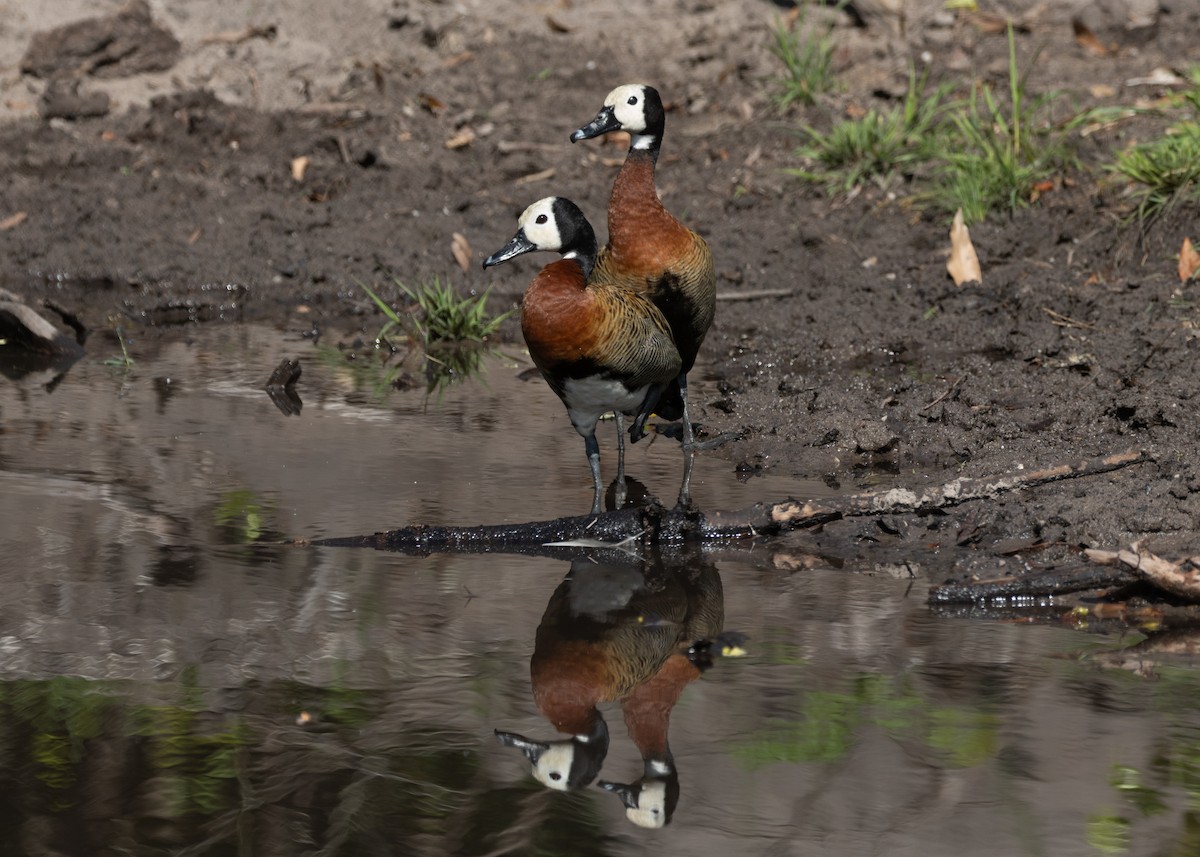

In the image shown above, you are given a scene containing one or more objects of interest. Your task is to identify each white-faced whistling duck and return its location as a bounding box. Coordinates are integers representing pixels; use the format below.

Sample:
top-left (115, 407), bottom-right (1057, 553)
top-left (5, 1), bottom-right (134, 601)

top-left (495, 553), bottom-right (740, 812)
top-left (482, 196), bottom-right (681, 515)
top-left (571, 83), bottom-right (717, 508)
top-left (493, 556), bottom-right (692, 792)
top-left (599, 629), bottom-right (748, 827)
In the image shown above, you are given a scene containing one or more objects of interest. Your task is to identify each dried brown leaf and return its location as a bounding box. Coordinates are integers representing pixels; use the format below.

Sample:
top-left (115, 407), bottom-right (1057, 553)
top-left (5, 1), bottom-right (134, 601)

top-left (946, 208), bottom-right (982, 286)
top-left (1179, 237), bottom-right (1200, 282)
top-left (1072, 19), bottom-right (1112, 56)
top-left (545, 14), bottom-right (573, 33)
top-left (419, 93), bottom-right (448, 116)
top-left (451, 232), bottom-right (471, 273)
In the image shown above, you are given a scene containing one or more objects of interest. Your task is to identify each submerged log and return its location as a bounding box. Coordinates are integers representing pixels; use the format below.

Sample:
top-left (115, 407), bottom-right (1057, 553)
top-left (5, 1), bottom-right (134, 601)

top-left (927, 564), bottom-right (1139, 604)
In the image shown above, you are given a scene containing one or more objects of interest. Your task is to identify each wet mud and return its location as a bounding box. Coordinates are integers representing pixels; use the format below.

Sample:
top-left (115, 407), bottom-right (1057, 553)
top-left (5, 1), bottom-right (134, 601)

top-left (3, 1), bottom-right (1197, 589)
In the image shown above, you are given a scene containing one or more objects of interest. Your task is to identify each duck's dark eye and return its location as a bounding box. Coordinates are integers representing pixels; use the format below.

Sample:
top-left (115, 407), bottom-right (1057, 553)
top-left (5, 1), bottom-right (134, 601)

top-left (536, 214), bottom-right (548, 224)
top-left (627, 95), bottom-right (638, 106)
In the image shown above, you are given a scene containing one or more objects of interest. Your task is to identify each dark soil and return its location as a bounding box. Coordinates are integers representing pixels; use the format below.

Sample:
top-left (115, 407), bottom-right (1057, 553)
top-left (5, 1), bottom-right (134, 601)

top-left (2, 0), bottom-right (1198, 585)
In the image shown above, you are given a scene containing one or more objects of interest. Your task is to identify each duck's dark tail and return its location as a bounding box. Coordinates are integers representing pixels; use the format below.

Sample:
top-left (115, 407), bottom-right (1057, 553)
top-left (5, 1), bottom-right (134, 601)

top-left (629, 379), bottom-right (684, 444)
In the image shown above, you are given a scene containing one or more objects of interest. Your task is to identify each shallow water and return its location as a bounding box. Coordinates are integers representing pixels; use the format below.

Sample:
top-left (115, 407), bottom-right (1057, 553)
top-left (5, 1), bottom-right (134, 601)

top-left (1, 325), bottom-right (1198, 856)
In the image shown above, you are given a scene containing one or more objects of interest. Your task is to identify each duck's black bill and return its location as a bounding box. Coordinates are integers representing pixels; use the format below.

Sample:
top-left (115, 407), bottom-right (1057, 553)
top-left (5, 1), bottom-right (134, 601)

top-left (570, 105), bottom-right (619, 142)
top-left (482, 231), bottom-right (536, 269)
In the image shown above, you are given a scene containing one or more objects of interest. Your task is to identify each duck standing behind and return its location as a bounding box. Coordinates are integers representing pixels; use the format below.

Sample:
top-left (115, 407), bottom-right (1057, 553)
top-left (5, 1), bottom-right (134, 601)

top-left (571, 83), bottom-right (716, 508)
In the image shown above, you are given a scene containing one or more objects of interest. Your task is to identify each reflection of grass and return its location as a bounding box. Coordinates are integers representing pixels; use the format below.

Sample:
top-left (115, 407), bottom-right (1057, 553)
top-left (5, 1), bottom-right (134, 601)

top-left (733, 692), bottom-right (860, 767)
top-left (101, 316), bottom-right (135, 370)
top-left (1092, 666), bottom-right (1200, 854)
top-left (424, 340), bottom-right (490, 399)
top-left (928, 707), bottom-right (999, 767)
top-left (0, 671), bottom-right (630, 854)
top-left (213, 488), bottom-right (267, 543)
top-left (732, 674), bottom-right (1000, 771)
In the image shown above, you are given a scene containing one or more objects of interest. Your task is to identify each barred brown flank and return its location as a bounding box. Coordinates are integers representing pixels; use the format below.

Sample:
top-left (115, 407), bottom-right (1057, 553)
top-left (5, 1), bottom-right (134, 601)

top-left (483, 196), bottom-right (680, 515)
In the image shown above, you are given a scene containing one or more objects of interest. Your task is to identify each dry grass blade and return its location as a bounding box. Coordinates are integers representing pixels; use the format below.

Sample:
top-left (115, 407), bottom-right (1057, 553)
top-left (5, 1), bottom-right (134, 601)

top-left (201, 24), bottom-right (276, 45)
top-left (1040, 306), bottom-right (1096, 329)
top-left (0, 211), bottom-right (28, 231)
top-left (513, 167), bottom-right (555, 186)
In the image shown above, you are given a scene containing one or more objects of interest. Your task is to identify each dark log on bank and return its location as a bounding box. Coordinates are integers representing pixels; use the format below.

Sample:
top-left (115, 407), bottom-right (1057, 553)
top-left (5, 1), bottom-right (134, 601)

top-left (304, 449), bottom-right (1149, 554)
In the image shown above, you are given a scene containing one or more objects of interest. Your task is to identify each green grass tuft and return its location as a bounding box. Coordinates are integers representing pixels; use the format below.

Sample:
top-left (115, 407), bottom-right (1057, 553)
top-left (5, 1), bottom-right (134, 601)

top-left (356, 277), bottom-right (514, 398)
top-left (1109, 69), bottom-right (1200, 223)
top-left (768, 8), bottom-right (839, 109)
top-left (787, 24), bottom-right (1077, 223)
top-left (927, 25), bottom-right (1073, 223)
top-left (362, 277), bottom-right (511, 347)
top-left (790, 66), bottom-right (953, 193)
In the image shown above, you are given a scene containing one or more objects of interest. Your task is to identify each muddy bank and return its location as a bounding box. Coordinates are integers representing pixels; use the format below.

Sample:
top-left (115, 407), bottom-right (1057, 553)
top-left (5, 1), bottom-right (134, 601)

top-left (2, 0), bottom-right (1199, 586)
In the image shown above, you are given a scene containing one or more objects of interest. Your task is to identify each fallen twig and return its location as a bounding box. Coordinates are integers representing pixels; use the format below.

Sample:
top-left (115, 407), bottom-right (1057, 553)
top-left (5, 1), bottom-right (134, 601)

top-left (305, 449), bottom-right (1148, 554)
top-left (1085, 542), bottom-right (1200, 600)
top-left (920, 376), bottom-right (964, 411)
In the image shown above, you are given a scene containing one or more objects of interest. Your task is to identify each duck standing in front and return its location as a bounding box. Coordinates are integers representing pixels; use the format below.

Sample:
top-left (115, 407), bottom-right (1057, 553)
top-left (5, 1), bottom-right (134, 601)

top-left (571, 83), bottom-right (717, 509)
top-left (483, 196), bottom-right (681, 515)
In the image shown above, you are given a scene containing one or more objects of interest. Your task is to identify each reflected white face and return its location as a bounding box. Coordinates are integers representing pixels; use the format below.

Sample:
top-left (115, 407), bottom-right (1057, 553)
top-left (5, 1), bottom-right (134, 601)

top-left (603, 84), bottom-right (649, 134)
top-left (517, 197), bottom-right (563, 252)
top-left (625, 781), bottom-right (667, 828)
top-left (531, 741), bottom-right (575, 791)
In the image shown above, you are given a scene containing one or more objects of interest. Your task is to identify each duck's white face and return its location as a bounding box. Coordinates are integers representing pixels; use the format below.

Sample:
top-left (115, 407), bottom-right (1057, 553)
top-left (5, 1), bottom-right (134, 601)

top-left (603, 83), bottom-right (650, 135)
top-left (517, 197), bottom-right (563, 252)
top-left (530, 741), bottom-right (575, 791)
top-left (624, 781), bottom-right (667, 828)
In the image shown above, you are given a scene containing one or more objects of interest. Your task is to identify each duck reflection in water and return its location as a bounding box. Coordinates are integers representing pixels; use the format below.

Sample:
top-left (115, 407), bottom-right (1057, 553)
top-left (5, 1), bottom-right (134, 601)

top-left (495, 549), bottom-right (745, 827)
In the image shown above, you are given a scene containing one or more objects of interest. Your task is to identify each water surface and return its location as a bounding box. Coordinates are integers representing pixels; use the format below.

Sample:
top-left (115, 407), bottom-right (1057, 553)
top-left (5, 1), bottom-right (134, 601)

top-left (0, 325), bottom-right (1196, 856)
